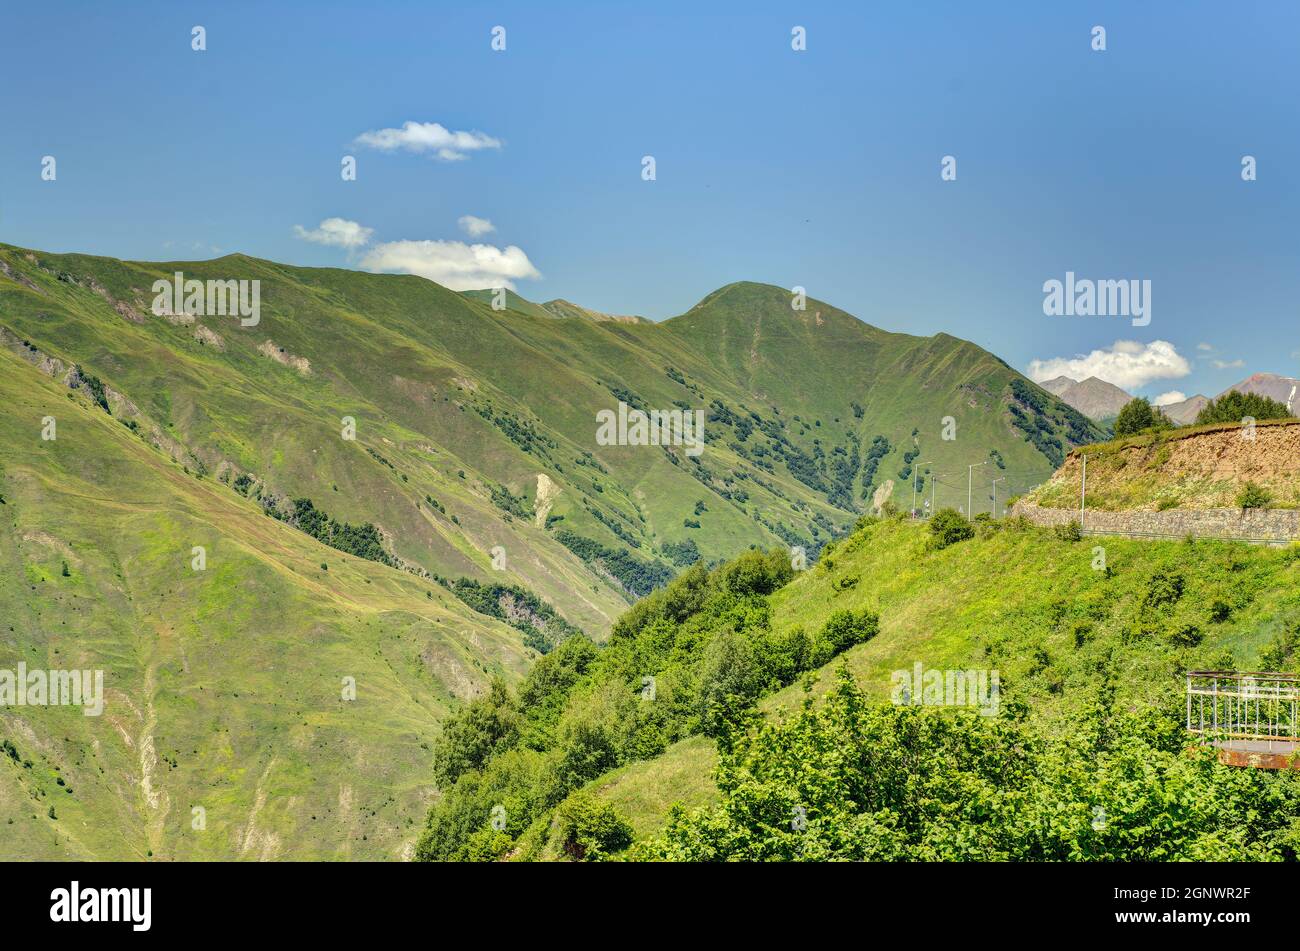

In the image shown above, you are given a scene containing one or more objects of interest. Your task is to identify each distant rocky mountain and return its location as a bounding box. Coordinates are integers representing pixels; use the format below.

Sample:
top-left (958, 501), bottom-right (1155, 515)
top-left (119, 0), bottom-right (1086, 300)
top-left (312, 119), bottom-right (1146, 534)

top-left (1038, 375), bottom-right (1078, 397)
top-left (1036, 375), bottom-right (1132, 422)
top-left (1158, 394), bottom-right (1209, 425)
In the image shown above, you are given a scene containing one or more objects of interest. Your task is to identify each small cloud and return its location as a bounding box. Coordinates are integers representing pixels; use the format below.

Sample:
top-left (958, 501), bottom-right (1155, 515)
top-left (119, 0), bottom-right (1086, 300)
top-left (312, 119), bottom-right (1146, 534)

top-left (1211, 358), bottom-right (1245, 370)
top-left (457, 215), bottom-right (495, 238)
top-left (1196, 342), bottom-right (1213, 351)
top-left (353, 121), bottom-right (501, 162)
top-left (293, 217), bottom-right (374, 248)
top-left (1152, 391), bottom-right (1187, 406)
top-left (1027, 340), bottom-right (1191, 391)
top-left (359, 239), bottom-right (540, 291)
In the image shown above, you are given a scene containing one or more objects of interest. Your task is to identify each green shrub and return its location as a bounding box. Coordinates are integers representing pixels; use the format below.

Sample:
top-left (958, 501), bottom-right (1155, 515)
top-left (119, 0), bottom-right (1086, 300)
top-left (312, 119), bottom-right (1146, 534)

top-left (929, 508), bottom-right (974, 549)
top-left (811, 609), bottom-right (878, 666)
top-left (716, 548), bottom-right (795, 597)
top-left (465, 828), bottom-right (514, 862)
top-left (1237, 482), bottom-right (1271, 510)
top-left (1054, 520), bottom-right (1082, 542)
top-left (553, 791), bottom-right (633, 861)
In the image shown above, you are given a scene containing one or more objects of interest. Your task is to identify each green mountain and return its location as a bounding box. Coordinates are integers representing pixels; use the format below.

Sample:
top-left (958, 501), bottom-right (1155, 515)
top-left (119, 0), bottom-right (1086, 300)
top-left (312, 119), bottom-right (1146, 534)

top-left (0, 243), bottom-right (1103, 858)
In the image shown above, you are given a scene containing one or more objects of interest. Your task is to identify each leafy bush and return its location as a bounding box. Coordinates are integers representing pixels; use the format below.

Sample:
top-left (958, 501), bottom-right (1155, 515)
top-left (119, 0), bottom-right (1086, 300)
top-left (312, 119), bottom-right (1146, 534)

top-left (929, 508), bottom-right (974, 549)
top-left (810, 609), bottom-right (878, 666)
top-left (716, 548), bottom-right (795, 597)
top-left (1054, 520), bottom-right (1082, 542)
top-left (1237, 482), bottom-right (1271, 510)
top-left (553, 792), bottom-right (634, 861)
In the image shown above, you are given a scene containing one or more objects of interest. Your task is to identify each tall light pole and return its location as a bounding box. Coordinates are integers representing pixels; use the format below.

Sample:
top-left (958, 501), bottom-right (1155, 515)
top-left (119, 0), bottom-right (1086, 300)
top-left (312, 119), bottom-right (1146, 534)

top-left (912, 460), bottom-right (931, 519)
top-left (967, 461), bottom-right (988, 520)
top-left (991, 477), bottom-right (1006, 518)
top-left (1080, 454), bottom-right (1088, 530)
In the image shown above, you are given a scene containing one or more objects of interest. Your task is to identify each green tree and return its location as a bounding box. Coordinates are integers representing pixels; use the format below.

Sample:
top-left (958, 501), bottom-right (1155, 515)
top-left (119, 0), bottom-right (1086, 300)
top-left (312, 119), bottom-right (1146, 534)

top-left (1114, 397), bottom-right (1171, 437)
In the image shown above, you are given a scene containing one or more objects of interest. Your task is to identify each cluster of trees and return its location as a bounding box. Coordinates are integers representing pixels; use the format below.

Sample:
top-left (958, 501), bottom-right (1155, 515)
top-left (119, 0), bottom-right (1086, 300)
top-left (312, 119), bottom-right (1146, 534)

top-left (554, 530), bottom-right (674, 599)
top-left (271, 497), bottom-right (395, 567)
top-left (1196, 390), bottom-right (1293, 426)
top-left (416, 548), bottom-right (877, 862)
top-left (1114, 390), bottom-right (1294, 438)
top-left (74, 365), bottom-right (110, 413)
top-left (637, 667), bottom-right (1300, 860)
top-left (443, 578), bottom-right (580, 654)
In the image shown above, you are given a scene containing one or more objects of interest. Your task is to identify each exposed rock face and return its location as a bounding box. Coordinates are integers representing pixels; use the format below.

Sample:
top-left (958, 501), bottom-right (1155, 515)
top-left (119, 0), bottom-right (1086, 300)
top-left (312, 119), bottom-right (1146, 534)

top-left (258, 340), bottom-right (311, 376)
top-left (194, 325), bottom-right (226, 350)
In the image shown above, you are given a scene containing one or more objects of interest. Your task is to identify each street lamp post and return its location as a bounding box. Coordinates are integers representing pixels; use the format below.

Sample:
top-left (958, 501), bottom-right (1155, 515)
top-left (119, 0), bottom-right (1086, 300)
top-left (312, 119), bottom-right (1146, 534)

top-left (913, 460), bottom-right (932, 519)
top-left (968, 461), bottom-right (988, 520)
top-left (991, 476), bottom-right (1006, 518)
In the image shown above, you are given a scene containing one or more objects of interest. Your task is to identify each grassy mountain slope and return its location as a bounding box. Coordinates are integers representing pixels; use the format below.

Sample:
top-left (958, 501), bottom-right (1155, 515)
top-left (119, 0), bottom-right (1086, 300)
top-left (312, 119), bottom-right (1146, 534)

top-left (566, 516), bottom-right (1300, 852)
top-left (0, 345), bottom-right (533, 860)
top-left (0, 243), bottom-right (1106, 860)
top-left (0, 247), bottom-right (1099, 624)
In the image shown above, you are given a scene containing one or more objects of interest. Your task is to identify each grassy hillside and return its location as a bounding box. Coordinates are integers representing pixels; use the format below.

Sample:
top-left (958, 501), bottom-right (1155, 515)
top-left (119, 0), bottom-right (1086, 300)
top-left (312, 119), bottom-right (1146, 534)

top-left (425, 515), bottom-right (1300, 859)
top-left (0, 245), bottom-right (1100, 641)
top-left (0, 242), bottom-right (1107, 860)
top-left (0, 345), bottom-right (533, 860)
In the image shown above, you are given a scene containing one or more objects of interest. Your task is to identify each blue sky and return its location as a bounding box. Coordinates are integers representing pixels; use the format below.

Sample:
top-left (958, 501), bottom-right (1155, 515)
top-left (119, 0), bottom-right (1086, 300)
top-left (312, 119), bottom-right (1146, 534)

top-left (3, 1), bottom-right (1298, 403)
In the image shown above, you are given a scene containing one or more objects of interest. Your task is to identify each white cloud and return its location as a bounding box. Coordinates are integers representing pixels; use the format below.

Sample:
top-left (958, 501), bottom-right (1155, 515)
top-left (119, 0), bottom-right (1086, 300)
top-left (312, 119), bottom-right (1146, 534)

top-left (359, 240), bottom-right (540, 291)
top-left (293, 218), bottom-right (374, 248)
top-left (1196, 342), bottom-right (1214, 351)
top-left (1152, 391), bottom-right (1187, 406)
top-left (458, 215), bottom-right (496, 238)
top-left (1027, 339), bottom-right (1191, 391)
top-left (1211, 358), bottom-right (1245, 370)
top-left (353, 121), bottom-right (501, 161)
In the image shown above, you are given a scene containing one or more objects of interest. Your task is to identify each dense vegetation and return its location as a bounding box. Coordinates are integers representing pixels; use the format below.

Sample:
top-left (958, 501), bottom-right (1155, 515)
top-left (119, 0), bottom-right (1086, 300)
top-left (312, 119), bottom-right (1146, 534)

top-left (271, 497), bottom-right (396, 567)
top-left (554, 530), bottom-right (675, 599)
top-left (443, 578), bottom-right (582, 653)
top-left (637, 667), bottom-right (1300, 860)
top-left (415, 547), bottom-right (878, 861)
top-left (1196, 390), bottom-right (1294, 426)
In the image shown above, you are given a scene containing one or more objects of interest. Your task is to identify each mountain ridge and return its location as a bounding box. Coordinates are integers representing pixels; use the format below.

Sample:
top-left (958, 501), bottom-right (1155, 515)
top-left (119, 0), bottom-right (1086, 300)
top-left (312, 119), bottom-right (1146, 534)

top-left (0, 241), bottom-right (1105, 857)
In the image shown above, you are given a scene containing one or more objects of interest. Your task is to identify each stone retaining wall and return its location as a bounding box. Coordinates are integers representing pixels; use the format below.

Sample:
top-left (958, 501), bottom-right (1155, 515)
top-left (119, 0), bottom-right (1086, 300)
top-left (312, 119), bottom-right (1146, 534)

top-left (1010, 501), bottom-right (1300, 545)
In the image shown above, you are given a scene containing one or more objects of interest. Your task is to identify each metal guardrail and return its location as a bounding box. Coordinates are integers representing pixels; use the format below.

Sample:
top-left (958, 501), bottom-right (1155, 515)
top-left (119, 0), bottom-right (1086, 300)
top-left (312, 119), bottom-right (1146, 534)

top-left (1186, 671), bottom-right (1300, 742)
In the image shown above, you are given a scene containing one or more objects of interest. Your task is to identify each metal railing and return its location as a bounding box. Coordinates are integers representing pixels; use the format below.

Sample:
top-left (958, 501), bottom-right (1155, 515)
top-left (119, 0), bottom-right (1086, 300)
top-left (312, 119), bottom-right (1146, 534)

top-left (1186, 671), bottom-right (1300, 741)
